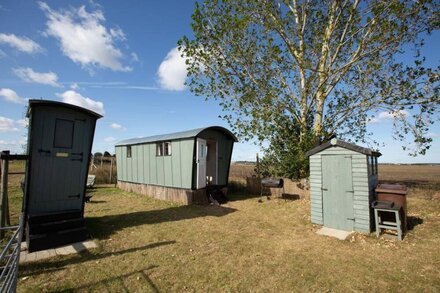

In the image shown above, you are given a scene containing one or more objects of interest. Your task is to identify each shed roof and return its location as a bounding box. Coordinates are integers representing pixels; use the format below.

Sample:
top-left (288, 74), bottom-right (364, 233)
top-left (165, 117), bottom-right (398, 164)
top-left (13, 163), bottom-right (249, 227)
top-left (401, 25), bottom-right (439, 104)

top-left (305, 138), bottom-right (381, 157)
top-left (115, 126), bottom-right (238, 146)
top-left (27, 99), bottom-right (103, 119)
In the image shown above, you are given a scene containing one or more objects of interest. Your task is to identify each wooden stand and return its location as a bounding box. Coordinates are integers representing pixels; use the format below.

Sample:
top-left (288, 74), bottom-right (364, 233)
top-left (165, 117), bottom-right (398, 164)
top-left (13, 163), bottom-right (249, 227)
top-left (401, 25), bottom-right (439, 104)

top-left (373, 204), bottom-right (403, 241)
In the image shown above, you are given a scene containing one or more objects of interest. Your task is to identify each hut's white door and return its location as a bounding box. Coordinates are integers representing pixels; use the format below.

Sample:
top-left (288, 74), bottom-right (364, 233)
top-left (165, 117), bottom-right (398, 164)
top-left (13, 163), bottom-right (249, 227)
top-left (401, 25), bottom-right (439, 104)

top-left (322, 155), bottom-right (354, 231)
top-left (28, 111), bottom-right (87, 214)
top-left (196, 138), bottom-right (207, 189)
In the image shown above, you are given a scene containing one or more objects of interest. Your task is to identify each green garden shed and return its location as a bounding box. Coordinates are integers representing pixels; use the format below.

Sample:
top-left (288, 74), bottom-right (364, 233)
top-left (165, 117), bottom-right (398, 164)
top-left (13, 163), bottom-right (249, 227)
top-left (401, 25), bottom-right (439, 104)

top-left (115, 126), bottom-right (237, 204)
top-left (305, 138), bottom-right (381, 233)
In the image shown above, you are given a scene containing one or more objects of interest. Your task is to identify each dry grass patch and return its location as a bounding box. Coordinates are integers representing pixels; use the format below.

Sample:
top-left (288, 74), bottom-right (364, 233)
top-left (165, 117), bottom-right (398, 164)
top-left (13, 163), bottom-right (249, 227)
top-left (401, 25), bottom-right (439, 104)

top-left (17, 182), bottom-right (440, 292)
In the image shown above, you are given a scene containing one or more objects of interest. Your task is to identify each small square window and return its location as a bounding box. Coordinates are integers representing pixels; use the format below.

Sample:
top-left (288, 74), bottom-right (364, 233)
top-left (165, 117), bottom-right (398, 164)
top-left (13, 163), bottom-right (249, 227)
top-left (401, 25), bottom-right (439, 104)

top-left (127, 146), bottom-right (132, 158)
top-left (164, 142), bottom-right (172, 156)
top-left (54, 119), bottom-right (74, 149)
top-left (156, 143), bottom-right (163, 156)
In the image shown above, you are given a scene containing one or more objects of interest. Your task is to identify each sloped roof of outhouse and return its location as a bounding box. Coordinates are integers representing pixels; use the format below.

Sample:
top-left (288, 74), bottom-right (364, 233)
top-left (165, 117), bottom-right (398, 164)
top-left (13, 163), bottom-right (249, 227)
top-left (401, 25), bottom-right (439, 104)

top-left (115, 126), bottom-right (238, 146)
top-left (305, 138), bottom-right (381, 157)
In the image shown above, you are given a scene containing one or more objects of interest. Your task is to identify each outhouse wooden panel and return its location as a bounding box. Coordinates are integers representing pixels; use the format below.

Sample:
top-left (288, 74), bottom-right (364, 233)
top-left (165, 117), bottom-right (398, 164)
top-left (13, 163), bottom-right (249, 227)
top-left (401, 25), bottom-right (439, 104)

top-left (23, 99), bottom-right (101, 252)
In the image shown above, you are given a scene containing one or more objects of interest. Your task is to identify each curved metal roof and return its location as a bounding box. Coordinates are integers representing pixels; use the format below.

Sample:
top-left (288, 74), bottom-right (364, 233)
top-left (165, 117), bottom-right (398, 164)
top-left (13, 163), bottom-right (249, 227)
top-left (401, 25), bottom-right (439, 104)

top-left (27, 99), bottom-right (103, 118)
top-left (115, 126), bottom-right (238, 146)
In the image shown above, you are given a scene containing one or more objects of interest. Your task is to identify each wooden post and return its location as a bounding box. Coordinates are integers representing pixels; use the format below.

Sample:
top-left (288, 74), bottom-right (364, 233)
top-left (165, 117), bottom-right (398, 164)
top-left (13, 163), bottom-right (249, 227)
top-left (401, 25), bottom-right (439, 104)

top-left (0, 150), bottom-right (10, 239)
top-left (109, 157), bottom-right (113, 184)
top-left (256, 153), bottom-right (260, 178)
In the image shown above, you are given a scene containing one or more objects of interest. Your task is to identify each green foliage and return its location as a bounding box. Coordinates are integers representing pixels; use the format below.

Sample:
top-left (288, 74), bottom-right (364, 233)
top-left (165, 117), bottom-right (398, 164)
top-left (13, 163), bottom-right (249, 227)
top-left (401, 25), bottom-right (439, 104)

top-left (180, 0), bottom-right (439, 178)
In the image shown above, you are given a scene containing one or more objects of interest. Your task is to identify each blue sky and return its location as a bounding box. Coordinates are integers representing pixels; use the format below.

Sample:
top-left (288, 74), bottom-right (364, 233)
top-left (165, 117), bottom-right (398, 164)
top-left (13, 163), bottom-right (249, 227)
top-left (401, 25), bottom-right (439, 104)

top-left (0, 1), bottom-right (438, 163)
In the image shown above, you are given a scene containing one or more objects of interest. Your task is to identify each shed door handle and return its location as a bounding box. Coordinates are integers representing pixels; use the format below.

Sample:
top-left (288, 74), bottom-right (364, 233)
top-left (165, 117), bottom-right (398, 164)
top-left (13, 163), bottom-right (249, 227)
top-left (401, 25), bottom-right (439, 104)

top-left (68, 194), bottom-right (80, 199)
top-left (321, 188), bottom-right (328, 191)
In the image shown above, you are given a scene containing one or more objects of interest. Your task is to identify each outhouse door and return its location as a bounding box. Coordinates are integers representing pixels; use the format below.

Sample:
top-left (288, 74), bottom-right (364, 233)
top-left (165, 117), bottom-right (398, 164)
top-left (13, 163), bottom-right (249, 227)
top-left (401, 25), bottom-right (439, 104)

top-left (28, 109), bottom-right (88, 215)
top-left (196, 138), bottom-right (207, 189)
top-left (322, 155), bottom-right (354, 231)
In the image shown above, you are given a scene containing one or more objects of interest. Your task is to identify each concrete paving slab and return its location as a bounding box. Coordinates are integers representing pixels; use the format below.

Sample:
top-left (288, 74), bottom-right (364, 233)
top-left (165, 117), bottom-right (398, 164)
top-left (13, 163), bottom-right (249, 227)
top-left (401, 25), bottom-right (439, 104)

top-left (20, 240), bottom-right (97, 264)
top-left (316, 227), bottom-right (352, 240)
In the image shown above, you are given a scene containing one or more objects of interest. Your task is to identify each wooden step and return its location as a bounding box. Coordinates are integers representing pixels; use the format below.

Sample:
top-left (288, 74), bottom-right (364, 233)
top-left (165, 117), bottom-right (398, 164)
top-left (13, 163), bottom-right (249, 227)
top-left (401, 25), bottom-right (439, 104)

top-left (26, 226), bottom-right (88, 253)
top-left (27, 217), bottom-right (85, 234)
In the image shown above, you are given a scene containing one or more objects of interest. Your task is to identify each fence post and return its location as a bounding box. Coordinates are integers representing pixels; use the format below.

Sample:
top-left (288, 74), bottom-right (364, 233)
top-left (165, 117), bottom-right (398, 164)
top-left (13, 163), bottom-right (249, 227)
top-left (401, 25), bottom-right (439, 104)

top-left (0, 150), bottom-right (10, 239)
top-left (109, 157), bottom-right (113, 184)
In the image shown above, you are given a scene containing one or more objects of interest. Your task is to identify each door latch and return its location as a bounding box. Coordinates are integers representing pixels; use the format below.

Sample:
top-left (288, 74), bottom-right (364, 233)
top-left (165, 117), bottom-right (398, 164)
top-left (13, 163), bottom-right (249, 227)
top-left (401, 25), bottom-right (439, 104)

top-left (38, 149), bottom-right (51, 154)
top-left (68, 194), bottom-right (80, 199)
top-left (321, 187), bottom-right (328, 191)
top-left (347, 218), bottom-right (355, 221)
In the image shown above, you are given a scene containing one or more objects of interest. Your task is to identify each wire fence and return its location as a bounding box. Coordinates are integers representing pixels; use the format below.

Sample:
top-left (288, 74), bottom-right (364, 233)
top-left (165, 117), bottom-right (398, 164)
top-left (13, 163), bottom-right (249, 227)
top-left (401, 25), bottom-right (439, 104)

top-left (88, 155), bottom-right (117, 184)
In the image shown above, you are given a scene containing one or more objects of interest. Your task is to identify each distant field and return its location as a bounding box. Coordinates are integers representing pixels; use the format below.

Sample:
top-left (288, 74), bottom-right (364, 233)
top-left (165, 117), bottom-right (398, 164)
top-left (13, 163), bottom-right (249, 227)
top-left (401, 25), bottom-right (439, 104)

top-left (230, 162), bottom-right (440, 184)
top-left (378, 164), bottom-right (440, 185)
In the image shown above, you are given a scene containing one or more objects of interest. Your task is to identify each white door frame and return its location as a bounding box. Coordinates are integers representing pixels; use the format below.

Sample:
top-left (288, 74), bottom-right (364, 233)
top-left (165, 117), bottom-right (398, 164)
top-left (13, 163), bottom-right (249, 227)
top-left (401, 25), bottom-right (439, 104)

top-left (196, 138), bottom-right (207, 189)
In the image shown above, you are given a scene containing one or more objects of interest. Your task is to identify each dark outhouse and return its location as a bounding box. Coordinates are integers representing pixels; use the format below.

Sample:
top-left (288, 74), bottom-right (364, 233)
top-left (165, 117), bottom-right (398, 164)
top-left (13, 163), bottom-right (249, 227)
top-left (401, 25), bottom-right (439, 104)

top-left (305, 138), bottom-right (381, 233)
top-left (23, 100), bottom-right (101, 252)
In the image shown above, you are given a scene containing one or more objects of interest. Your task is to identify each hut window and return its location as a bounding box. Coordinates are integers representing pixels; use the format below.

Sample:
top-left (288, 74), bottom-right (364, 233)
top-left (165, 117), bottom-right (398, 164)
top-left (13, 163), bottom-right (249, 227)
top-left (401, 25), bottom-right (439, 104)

top-left (157, 142), bottom-right (172, 156)
top-left (127, 146), bottom-right (132, 158)
top-left (374, 156), bottom-right (378, 174)
top-left (367, 156), bottom-right (377, 176)
top-left (54, 119), bottom-right (74, 148)
top-left (367, 156), bottom-right (372, 176)
top-left (156, 143), bottom-right (163, 156)
top-left (164, 142), bottom-right (172, 156)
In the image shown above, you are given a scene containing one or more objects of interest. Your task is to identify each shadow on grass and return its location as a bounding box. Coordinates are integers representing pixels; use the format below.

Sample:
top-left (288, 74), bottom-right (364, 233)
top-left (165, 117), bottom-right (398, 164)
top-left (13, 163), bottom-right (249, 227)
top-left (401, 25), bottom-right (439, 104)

top-left (86, 205), bottom-right (237, 239)
top-left (20, 241), bottom-right (174, 278)
top-left (57, 265), bottom-right (159, 292)
top-left (407, 216), bottom-right (423, 231)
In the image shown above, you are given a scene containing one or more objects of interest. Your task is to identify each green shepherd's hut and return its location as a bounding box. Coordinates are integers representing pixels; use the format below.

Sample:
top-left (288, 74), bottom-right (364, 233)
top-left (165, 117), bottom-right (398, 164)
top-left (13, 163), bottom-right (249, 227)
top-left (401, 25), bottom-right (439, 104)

top-left (115, 126), bottom-right (238, 204)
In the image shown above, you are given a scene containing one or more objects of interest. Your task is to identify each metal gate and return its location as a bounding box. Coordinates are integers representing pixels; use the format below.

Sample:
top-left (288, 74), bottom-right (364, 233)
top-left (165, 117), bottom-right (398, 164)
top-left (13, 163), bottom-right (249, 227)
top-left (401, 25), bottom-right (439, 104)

top-left (0, 215), bottom-right (24, 292)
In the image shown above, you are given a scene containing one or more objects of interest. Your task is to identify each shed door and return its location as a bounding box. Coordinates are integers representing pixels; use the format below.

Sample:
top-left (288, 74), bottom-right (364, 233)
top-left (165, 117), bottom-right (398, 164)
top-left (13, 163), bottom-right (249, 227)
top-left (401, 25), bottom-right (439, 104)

top-left (196, 138), bottom-right (207, 189)
top-left (322, 155), bottom-right (354, 231)
top-left (28, 110), bottom-right (88, 215)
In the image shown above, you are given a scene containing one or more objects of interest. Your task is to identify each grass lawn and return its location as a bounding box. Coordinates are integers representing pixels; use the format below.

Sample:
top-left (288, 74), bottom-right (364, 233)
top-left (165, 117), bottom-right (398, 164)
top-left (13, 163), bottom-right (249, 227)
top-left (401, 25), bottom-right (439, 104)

top-left (8, 164), bottom-right (440, 292)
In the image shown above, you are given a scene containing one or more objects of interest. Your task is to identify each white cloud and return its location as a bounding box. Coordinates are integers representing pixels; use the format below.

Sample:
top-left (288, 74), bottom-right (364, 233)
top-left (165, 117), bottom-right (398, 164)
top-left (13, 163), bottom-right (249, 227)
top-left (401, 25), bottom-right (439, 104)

top-left (368, 110), bottom-right (409, 124)
top-left (16, 118), bottom-right (28, 128)
top-left (0, 138), bottom-right (27, 152)
top-left (0, 116), bottom-right (19, 132)
top-left (13, 67), bottom-right (61, 87)
top-left (157, 47), bottom-right (188, 91)
top-left (0, 33), bottom-right (43, 54)
top-left (57, 90), bottom-right (105, 115)
top-left (70, 83), bottom-right (80, 90)
top-left (0, 88), bottom-right (27, 104)
top-left (427, 132), bottom-right (439, 138)
top-left (131, 52), bottom-right (139, 62)
top-left (110, 123), bottom-right (126, 131)
top-left (104, 136), bottom-right (116, 143)
top-left (39, 2), bottom-right (131, 72)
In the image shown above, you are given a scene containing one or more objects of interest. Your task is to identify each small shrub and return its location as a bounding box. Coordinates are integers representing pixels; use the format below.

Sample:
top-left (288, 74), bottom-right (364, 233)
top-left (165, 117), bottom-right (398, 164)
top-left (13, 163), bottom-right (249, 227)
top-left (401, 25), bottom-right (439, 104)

top-left (228, 180), bottom-right (246, 194)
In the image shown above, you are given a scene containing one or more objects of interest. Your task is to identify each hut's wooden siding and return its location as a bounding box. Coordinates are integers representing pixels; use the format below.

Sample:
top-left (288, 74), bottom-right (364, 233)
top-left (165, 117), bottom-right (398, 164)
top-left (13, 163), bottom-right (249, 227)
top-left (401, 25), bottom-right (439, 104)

top-left (309, 146), bottom-right (373, 233)
top-left (116, 139), bottom-right (194, 189)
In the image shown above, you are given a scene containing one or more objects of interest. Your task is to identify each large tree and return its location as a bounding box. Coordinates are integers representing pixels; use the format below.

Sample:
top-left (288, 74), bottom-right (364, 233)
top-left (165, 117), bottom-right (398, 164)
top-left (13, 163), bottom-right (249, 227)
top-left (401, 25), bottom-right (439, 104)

top-left (180, 0), bottom-right (439, 178)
